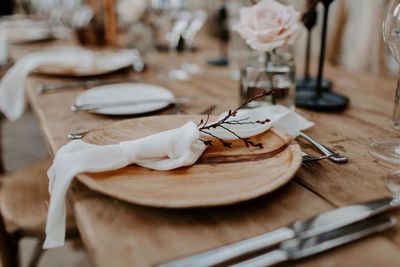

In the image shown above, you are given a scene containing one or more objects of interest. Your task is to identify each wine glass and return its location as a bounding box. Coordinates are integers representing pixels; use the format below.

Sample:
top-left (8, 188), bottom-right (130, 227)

top-left (166, 7), bottom-right (192, 80)
top-left (369, 0), bottom-right (400, 163)
top-left (150, 0), bottom-right (192, 80)
top-left (181, 9), bottom-right (207, 75)
top-left (369, 0), bottom-right (400, 197)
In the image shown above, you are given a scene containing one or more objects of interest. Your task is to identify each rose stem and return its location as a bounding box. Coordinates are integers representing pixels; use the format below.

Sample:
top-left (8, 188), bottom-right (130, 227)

top-left (265, 52), bottom-right (276, 105)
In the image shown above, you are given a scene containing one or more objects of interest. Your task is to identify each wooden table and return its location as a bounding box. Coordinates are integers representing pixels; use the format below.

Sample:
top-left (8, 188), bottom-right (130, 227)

top-left (11, 38), bottom-right (400, 266)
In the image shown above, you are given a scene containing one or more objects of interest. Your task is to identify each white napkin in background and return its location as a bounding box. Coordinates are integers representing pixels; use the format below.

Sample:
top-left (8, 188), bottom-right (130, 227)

top-left (0, 24), bottom-right (8, 66)
top-left (0, 47), bottom-right (140, 121)
top-left (0, 18), bottom-right (73, 69)
top-left (44, 105), bottom-right (313, 249)
top-left (0, 47), bottom-right (93, 121)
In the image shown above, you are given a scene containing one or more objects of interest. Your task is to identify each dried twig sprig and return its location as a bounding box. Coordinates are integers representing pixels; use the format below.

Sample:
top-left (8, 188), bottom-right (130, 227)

top-left (198, 91), bottom-right (272, 149)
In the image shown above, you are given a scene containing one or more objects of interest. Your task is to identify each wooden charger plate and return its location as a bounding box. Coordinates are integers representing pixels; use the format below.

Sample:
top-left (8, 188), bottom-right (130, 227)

top-left (35, 63), bottom-right (127, 77)
top-left (79, 115), bottom-right (302, 208)
top-left (34, 49), bottom-right (134, 77)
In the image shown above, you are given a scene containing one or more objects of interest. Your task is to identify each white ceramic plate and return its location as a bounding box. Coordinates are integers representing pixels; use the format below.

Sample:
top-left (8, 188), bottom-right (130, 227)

top-left (75, 83), bottom-right (174, 115)
top-left (34, 47), bottom-right (140, 77)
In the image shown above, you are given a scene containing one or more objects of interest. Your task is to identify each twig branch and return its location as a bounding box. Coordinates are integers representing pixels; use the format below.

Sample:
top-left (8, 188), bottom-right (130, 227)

top-left (200, 90), bottom-right (271, 131)
top-left (198, 90), bottom-right (271, 149)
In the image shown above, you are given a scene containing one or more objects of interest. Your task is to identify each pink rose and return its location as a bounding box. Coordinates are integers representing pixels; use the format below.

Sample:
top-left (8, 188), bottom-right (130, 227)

top-left (234, 0), bottom-right (300, 52)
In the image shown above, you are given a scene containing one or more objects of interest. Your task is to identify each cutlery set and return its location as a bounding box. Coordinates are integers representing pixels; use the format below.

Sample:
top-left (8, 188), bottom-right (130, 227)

top-left (159, 197), bottom-right (399, 266)
top-left (299, 132), bottom-right (348, 163)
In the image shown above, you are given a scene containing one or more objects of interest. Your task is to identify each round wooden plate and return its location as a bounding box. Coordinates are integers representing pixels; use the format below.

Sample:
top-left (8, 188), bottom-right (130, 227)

top-left (34, 49), bottom-right (134, 77)
top-left (78, 115), bottom-right (302, 208)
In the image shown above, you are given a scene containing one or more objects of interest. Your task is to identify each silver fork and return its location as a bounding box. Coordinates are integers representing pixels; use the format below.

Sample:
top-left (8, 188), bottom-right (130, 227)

top-left (302, 152), bottom-right (330, 163)
top-left (299, 132), bottom-right (348, 163)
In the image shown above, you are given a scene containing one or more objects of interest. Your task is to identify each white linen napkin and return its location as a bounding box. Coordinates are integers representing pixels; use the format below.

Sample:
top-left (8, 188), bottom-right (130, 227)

top-left (0, 47), bottom-right (92, 121)
top-left (0, 23), bottom-right (8, 66)
top-left (0, 47), bottom-right (140, 121)
top-left (44, 105), bottom-right (313, 249)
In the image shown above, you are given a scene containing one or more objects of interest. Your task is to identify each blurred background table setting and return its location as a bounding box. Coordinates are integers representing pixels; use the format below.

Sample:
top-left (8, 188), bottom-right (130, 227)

top-left (1, 1), bottom-right (400, 267)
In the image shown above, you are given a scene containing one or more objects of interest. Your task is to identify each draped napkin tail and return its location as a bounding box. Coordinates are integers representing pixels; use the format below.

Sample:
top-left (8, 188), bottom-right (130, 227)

top-left (44, 122), bottom-right (206, 249)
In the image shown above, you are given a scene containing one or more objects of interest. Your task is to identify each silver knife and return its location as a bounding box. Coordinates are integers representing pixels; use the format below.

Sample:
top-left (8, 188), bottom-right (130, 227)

top-left (36, 76), bottom-right (141, 94)
top-left (231, 216), bottom-right (396, 267)
top-left (71, 96), bottom-right (193, 112)
top-left (158, 197), bottom-right (399, 267)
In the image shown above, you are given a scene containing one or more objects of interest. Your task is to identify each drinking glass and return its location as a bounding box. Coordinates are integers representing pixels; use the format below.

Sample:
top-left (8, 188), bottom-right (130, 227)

top-left (150, 0), bottom-right (192, 80)
top-left (167, 7), bottom-right (192, 80)
top-left (240, 51), bottom-right (296, 109)
top-left (181, 9), bottom-right (207, 75)
top-left (369, 0), bottom-right (400, 196)
top-left (369, 0), bottom-right (400, 164)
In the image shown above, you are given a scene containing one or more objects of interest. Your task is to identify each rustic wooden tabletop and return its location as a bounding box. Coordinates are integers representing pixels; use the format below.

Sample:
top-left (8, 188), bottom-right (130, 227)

top-left (11, 36), bottom-right (400, 266)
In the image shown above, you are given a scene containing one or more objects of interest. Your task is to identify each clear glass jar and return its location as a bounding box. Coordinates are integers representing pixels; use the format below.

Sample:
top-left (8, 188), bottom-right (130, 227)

top-left (239, 46), bottom-right (296, 109)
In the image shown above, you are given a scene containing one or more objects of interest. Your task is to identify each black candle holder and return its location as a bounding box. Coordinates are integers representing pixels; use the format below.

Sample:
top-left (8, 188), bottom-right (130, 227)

top-left (296, 0), bottom-right (332, 92)
top-left (296, 0), bottom-right (349, 111)
top-left (207, 1), bottom-right (230, 66)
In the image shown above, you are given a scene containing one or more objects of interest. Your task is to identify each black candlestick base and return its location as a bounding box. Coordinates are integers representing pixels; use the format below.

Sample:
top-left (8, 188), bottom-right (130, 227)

top-left (296, 77), bottom-right (332, 91)
top-left (296, 90), bottom-right (349, 111)
top-left (207, 57), bottom-right (229, 66)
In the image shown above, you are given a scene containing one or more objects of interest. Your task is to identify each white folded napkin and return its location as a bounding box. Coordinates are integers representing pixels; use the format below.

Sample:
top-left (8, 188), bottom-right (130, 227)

top-left (210, 105), bottom-right (313, 139)
top-left (0, 47), bottom-right (140, 121)
top-left (44, 105), bottom-right (313, 249)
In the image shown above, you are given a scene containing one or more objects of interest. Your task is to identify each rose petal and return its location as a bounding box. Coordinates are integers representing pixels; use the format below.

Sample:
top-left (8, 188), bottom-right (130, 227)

top-left (234, 0), bottom-right (300, 52)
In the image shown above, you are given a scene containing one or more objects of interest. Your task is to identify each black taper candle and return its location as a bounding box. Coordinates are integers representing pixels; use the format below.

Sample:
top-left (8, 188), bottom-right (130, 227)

top-left (302, 3), bottom-right (318, 80)
top-left (316, 0), bottom-right (335, 98)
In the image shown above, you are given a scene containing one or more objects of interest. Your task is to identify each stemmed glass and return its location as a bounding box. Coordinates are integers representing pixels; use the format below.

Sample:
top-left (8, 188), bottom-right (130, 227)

top-left (150, 0), bottom-right (192, 80)
top-left (181, 9), bottom-right (207, 75)
top-left (369, 0), bottom-right (400, 162)
top-left (167, 6), bottom-right (192, 80)
top-left (369, 0), bottom-right (400, 196)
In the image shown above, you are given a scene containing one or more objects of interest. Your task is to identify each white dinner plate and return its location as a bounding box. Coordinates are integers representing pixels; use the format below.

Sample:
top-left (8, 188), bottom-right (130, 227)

top-left (75, 83), bottom-right (174, 115)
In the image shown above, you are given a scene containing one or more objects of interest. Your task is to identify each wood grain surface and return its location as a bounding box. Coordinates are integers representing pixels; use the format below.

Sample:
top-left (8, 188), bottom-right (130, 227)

top-left (77, 115), bottom-right (302, 208)
top-left (10, 34), bottom-right (400, 266)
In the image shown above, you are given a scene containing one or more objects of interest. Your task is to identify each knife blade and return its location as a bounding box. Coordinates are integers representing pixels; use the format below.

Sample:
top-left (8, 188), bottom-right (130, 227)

top-left (36, 76), bottom-right (141, 94)
top-left (231, 216), bottom-right (396, 267)
top-left (158, 197), bottom-right (399, 267)
top-left (71, 96), bottom-right (193, 112)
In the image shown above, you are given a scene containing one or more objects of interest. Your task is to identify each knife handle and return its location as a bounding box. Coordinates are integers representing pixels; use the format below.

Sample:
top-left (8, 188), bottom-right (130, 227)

top-left (231, 250), bottom-right (289, 267)
top-left (36, 81), bottom-right (91, 94)
top-left (158, 227), bottom-right (294, 267)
